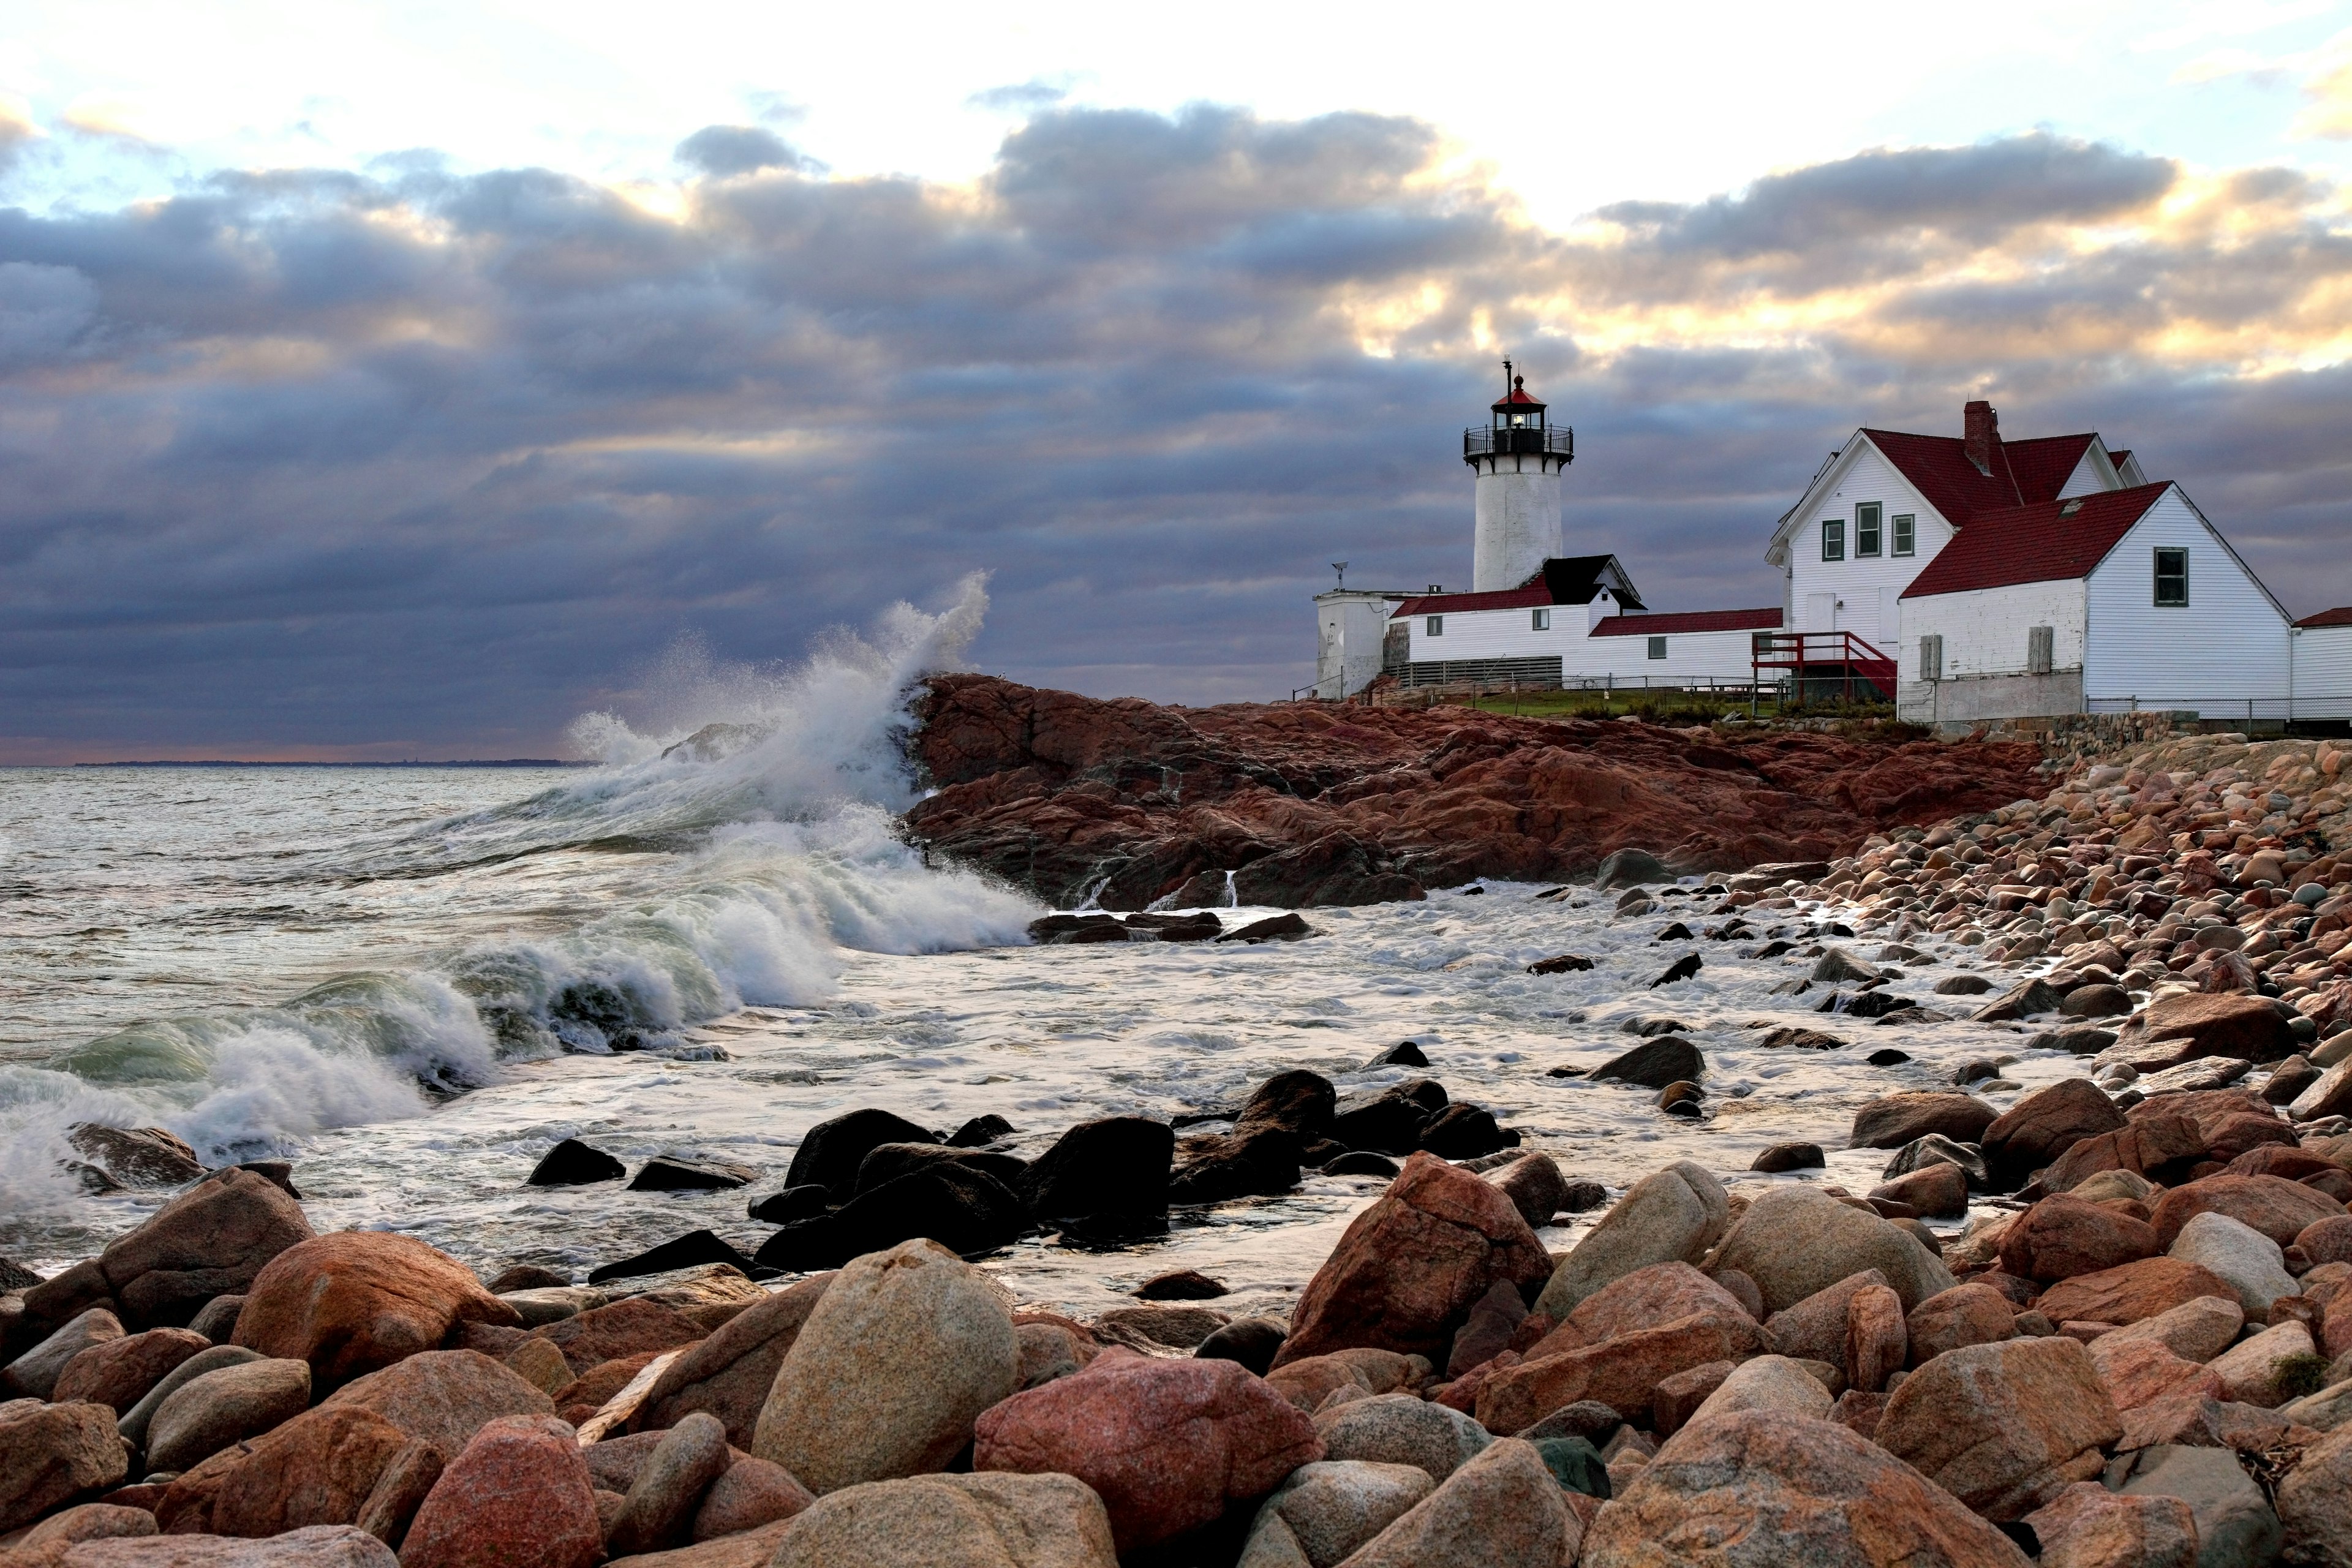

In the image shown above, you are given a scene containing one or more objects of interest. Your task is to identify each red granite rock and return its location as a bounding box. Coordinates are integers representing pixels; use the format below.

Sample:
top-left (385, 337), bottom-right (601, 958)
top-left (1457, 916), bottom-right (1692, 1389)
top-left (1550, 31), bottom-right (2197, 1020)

top-left (1474, 1310), bottom-right (1771, 1434)
top-left (52, 1329), bottom-right (210, 1415)
top-left (2043, 1115), bottom-right (2207, 1193)
top-left (973, 1347), bottom-right (1321, 1552)
top-left (206, 1404), bottom-right (417, 1539)
top-left (1845, 1284), bottom-right (1906, 1394)
top-left (1981, 1080), bottom-right (2128, 1189)
top-left (233, 1233), bottom-right (521, 1389)
top-left (2148, 1174), bottom-right (2346, 1248)
top-left (2035, 1257), bottom-right (2239, 1327)
top-left (1998, 1195), bottom-right (2162, 1284)
top-left (1272, 1152), bottom-right (1550, 1368)
top-left (526, 1298), bottom-right (705, 1378)
top-left (2086, 1336), bottom-right (2223, 1414)
top-left (1877, 1336), bottom-right (2122, 1521)
top-left (398, 1415), bottom-right (601, 1568)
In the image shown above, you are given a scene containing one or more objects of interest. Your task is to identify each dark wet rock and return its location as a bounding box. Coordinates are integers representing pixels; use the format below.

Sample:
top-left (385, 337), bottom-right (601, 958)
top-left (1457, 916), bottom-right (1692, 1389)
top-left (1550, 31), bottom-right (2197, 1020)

top-left (1754, 1027), bottom-right (1846, 1050)
top-left (524, 1139), bottom-right (625, 1188)
top-left (1235, 1070), bottom-right (1339, 1141)
top-left (1027, 913), bottom-right (1129, 944)
top-left (948, 1114), bottom-right (1017, 1148)
top-left (628, 1158), bottom-right (758, 1193)
top-left (1850, 1092), bottom-right (1998, 1150)
top-left (1368, 1041), bottom-right (1428, 1067)
top-left (1419, 1104), bottom-right (1514, 1159)
top-left (1324, 1152), bottom-right (1401, 1178)
top-left (1934, 973), bottom-right (1997, 996)
top-left (1194, 1318), bottom-right (1286, 1376)
top-left (67, 1126), bottom-right (206, 1188)
top-left (588, 1232), bottom-right (758, 1286)
top-left (1657, 1082), bottom-right (1705, 1117)
top-left (1515, 1400), bottom-right (1622, 1447)
top-left (1867, 1048), bottom-right (1913, 1066)
top-left (1136, 1270), bottom-right (1227, 1301)
top-left (1656, 922), bottom-right (1694, 941)
top-left (1973, 977), bottom-right (2067, 1023)
top-left (1596, 848), bottom-right (1670, 890)
top-left (1623, 1017), bottom-right (1692, 1038)
top-left (1332, 1080), bottom-right (1448, 1154)
top-left (2026, 1027), bottom-right (2120, 1055)
top-left (782, 1108), bottom-right (941, 1201)
top-left (486, 1265), bottom-right (571, 1294)
top-left (1811, 948), bottom-right (1885, 984)
top-left (1881, 1134), bottom-right (1992, 1190)
top-left (745, 1185), bottom-right (830, 1225)
top-left (1218, 912), bottom-right (1317, 943)
top-left (1838, 991), bottom-right (1917, 1020)
top-left (1558, 1180), bottom-right (1608, 1213)
top-left (1127, 911), bottom-right (1223, 942)
top-left (853, 1142), bottom-right (1028, 1196)
top-left (235, 1160), bottom-right (301, 1199)
top-left (1168, 1126), bottom-right (1304, 1205)
top-left (1017, 1117), bottom-right (1173, 1229)
top-left (1591, 1038), bottom-right (1705, 1090)
top-left (0, 1257), bottom-right (43, 1292)
top-left (1526, 954), bottom-right (1595, 975)
top-left (1753, 1143), bottom-right (1826, 1174)
top-left (1488, 1153), bottom-right (1569, 1231)
top-left (754, 1164), bottom-right (1027, 1270)
top-left (1982, 1079), bottom-right (2127, 1189)
top-left (1650, 954), bottom-right (1703, 988)
top-left (2264, 1055), bottom-right (2322, 1106)
top-left (186, 1294), bottom-right (246, 1342)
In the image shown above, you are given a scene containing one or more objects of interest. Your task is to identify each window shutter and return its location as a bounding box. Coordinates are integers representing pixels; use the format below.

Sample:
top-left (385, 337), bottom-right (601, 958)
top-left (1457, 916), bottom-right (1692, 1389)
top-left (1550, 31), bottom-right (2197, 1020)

top-left (1920, 635), bottom-right (1942, 681)
top-left (2027, 625), bottom-right (2053, 674)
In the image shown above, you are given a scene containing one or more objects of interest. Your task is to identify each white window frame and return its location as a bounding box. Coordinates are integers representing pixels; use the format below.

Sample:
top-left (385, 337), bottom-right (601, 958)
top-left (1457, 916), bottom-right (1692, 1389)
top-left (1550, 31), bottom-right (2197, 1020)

top-left (1426, 614), bottom-right (1444, 636)
top-left (1531, 608), bottom-right (1549, 631)
top-left (1891, 513), bottom-right (1915, 557)
top-left (1855, 502), bottom-right (1882, 558)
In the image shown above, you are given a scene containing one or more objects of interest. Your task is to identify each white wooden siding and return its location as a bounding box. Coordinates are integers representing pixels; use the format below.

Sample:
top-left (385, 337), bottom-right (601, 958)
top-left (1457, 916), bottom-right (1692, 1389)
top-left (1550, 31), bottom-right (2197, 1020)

top-left (1900, 578), bottom-right (2087, 685)
top-left (2056, 446), bottom-right (2110, 499)
top-left (1784, 440), bottom-right (1958, 657)
top-left (1403, 605), bottom-right (1771, 684)
top-left (1404, 606), bottom-right (1574, 662)
top-left (2081, 489), bottom-right (2291, 714)
top-left (1580, 627), bottom-right (1768, 683)
top-left (2294, 626), bottom-right (2352, 720)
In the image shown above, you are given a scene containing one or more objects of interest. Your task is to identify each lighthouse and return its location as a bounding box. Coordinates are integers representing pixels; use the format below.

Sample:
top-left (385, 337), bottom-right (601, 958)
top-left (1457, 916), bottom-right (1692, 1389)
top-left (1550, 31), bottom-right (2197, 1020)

top-left (1464, 361), bottom-right (1574, 592)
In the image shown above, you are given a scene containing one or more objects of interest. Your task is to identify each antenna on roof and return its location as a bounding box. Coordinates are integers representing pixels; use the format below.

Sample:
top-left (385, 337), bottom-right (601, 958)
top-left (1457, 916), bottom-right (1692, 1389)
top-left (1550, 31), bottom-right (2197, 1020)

top-left (1502, 356), bottom-right (1513, 397)
top-left (1332, 561), bottom-right (1348, 589)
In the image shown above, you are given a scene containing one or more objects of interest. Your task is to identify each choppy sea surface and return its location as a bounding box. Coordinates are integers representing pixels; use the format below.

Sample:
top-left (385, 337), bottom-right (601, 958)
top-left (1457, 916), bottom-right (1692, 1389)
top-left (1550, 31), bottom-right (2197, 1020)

top-left (1, 583), bottom-right (2060, 1317)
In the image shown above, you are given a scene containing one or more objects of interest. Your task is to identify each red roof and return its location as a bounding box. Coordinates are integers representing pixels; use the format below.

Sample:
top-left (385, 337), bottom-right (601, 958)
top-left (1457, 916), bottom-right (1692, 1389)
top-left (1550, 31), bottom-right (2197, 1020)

top-left (1492, 388), bottom-right (1545, 409)
top-left (1590, 608), bottom-right (1783, 637)
top-left (1859, 429), bottom-right (2098, 526)
top-left (1899, 483), bottom-right (2171, 599)
top-left (2000, 435), bottom-right (2100, 504)
top-left (2297, 607), bottom-right (2352, 629)
top-left (1392, 586), bottom-right (1551, 617)
top-left (2107, 449), bottom-right (2133, 472)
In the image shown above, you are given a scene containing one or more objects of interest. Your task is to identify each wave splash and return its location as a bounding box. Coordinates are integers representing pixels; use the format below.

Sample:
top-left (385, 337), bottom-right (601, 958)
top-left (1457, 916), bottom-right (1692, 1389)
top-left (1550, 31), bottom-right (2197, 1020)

top-left (2, 575), bottom-right (1034, 1222)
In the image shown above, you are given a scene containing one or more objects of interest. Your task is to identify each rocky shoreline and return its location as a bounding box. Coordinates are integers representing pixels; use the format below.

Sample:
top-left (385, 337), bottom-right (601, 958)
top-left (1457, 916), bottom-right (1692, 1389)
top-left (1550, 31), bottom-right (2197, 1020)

top-left (9, 733), bottom-right (2352, 1565)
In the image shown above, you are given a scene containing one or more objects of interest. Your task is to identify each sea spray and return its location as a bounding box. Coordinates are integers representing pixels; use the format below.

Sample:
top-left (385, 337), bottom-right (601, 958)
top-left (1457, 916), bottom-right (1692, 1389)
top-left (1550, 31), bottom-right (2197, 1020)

top-left (0, 576), bottom-right (1035, 1238)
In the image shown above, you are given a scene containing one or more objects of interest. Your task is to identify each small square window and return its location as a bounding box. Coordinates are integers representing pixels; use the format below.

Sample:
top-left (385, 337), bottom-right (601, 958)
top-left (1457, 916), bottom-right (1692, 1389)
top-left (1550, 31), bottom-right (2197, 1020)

top-left (1821, 519), bottom-right (1844, 562)
top-left (1647, 636), bottom-right (1668, 660)
top-left (1531, 608), bottom-right (1550, 631)
top-left (1892, 514), bottom-right (1915, 557)
top-left (1426, 614), bottom-right (1444, 636)
top-left (1856, 502), bottom-right (1882, 557)
top-left (2154, 548), bottom-right (2188, 607)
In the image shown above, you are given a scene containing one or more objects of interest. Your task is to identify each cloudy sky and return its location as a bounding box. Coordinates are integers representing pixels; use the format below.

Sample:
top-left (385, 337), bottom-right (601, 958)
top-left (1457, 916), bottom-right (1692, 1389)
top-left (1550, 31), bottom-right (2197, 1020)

top-left (4, 0), bottom-right (2351, 760)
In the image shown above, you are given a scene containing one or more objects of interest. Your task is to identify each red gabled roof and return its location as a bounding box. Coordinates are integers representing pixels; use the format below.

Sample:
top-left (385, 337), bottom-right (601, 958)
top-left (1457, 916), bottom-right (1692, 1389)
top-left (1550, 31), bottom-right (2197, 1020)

top-left (1392, 586), bottom-right (1551, 617)
top-left (1492, 388), bottom-right (1545, 409)
top-left (2000, 434), bottom-right (2100, 504)
top-left (1861, 428), bottom-right (2024, 524)
top-left (1590, 608), bottom-right (1783, 636)
top-left (2107, 449), bottom-right (2132, 471)
top-left (1899, 483), bottom-right (2171, 599)
top-left (2297, 607), bottom-right (2352, 629)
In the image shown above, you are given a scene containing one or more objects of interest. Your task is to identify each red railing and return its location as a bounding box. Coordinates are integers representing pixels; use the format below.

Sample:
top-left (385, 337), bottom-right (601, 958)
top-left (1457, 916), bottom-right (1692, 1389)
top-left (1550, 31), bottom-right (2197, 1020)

top-left (1752, 630), bottom-right (1897, 703)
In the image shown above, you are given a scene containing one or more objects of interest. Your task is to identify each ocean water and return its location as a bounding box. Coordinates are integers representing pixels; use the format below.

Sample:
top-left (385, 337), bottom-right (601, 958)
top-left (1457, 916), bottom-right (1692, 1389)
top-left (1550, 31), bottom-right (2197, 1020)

top-left (1, 581), bottom-right (2062, 1317)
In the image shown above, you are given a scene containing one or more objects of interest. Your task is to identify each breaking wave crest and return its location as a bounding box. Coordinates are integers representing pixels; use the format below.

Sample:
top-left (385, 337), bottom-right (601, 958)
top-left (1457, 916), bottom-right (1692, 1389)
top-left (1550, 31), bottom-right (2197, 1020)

top-left (2, 575), bottom-right (1035, 1221)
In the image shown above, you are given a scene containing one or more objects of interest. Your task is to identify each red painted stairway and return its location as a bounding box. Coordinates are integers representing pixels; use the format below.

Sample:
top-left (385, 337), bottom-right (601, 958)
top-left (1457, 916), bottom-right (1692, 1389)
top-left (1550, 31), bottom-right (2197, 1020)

top-left (1752, 631), bottom-right (1898, 703)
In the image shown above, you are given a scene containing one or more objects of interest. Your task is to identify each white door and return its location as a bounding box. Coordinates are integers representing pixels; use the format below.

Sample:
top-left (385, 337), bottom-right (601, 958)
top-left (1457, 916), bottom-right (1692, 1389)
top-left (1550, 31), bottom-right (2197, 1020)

top-left (1876, 588), bottom-right (1900, 655)
top-left (1806, 592), bottom-right (1834, 633)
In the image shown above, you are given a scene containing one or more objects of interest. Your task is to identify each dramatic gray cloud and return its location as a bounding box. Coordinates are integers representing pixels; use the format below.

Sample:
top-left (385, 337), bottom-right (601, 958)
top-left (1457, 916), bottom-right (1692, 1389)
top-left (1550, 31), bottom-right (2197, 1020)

top-left (0, 110), bottom-right (2346, 759)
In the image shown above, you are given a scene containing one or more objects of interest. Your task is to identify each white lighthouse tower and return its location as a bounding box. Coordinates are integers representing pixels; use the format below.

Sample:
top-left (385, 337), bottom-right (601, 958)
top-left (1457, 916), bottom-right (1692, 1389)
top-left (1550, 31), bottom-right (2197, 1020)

top-left (1466, 361), bottom-right (1573, 592)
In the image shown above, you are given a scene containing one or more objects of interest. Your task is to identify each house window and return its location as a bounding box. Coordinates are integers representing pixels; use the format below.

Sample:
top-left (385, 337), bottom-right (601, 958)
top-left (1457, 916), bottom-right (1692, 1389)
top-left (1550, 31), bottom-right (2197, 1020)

top-left (1821, 519), bottom-right (1844, 561)
top-left (2154, 548), bottom-right (2188, 607)
top-left (1531, 608), bottom-right (1549, 631)
top-left (1856, 502), bottom-right (1882, 557)
top-left (1647, 636), bottom-right (1668, 660)
top-left (1918, 634), bottom-right (1943, 681)
top-left (1426, 615), bottom-right (1444, 636)
top-left (1892, 514), bottom-right (1915, 557)
top-left (2027, 625), bottom-right (2054, 674)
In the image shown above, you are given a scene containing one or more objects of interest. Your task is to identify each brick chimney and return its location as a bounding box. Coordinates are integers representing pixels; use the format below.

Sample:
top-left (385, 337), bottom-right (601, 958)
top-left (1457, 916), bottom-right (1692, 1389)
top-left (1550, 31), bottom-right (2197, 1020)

top-left (1964, 400), bottom-right (1999, 476)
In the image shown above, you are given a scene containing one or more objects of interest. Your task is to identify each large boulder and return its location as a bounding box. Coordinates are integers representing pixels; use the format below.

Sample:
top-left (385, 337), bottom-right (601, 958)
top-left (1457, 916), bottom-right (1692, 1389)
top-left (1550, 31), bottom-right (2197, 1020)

top-left (1849, 1093), bottom-right (1998, 1150)
top-left (50, 1526), bottom-right (398, 1568)
top-left (1980, 1080), bottom-right (2127, 1189)
top-left (1016, 1117), bottom-right (1173, 1233)
top-left (764, 1472), bottom-right (1117, 1568)
top-left (1274, 1153), bottom-right (1550, 1367)
top-left (1485, 1153), bottom-right (1567, 1232)
top-left (1562, 1262), bottom-right (1754, 1344)
top-left (1706, 1185), bottom-right (1954, 1314)
top-left (399, 1415), bottom-right (601, 1568)
top-left (1532, 1161), bottom-right (1728, 1319)
top-left (525, 1297), bottom-right (704, 1376)
top-left (4, 1309), bottom-right (126, 1401)
top-left (317, 1349), bottom-right (556, 1458)
top-left (23, 1169), bottom-right (313, 1332)
top-left (1876, 1337), bottom-right (2121, 1521)
top-left (1996, 1195), bottom-right (2162, 1283)
top-left (204, 1404), bottom-right (417, 1539)
top-left (753, 1240), bottom-right (1018, 1494)
top-left (2101, 992), bottom-right (2299, 1072)
top-left (2021, 1482), bottom-right (2196, 1568)
top-left (2108, 1444), bottom-right (2283, 1568)
top-left (2168, 1212), bottom-right (2300, 1322)
top-left (2043, 1114), bottom-right (2208, 1193)
top-left (606, 1413), bottom-right (734, 1557)
top-left (1311, 1393), bottom-right (1488, 1482)
top-left (626, 1273), bottom-right (832, 1448)
top-left (0, 1401), bottom-right (130, 1534)
top-left (973, 1348), bottom-right (1321, 1552)
top-left (1905, 1285), bottom-right (2018, 1367)
top-left (1324, 1438), bottom-right (1572, 1568)
top-left (1237, 1461), bottom-right (1431, 1568)
top-left (53, 1327), bottom-right (210, 1414)
top-left (1475, 1311), bottom-right (1772, 1434)
top-left (2149, 1174), bottom-right (2345, 1248)
top-left (782, 1109), bottom-right (939, 1201)
top-left (2024, 1256), bottom-right (2237, 1328)
top-left (147, 1359), bottom-right (314, 1474)
top-left (1580, 1411), bottom-right (2030, 1567)
top-left (232, 1232), bottom-right (521, 1389)
top-left (2277, 1422), bottom-right (2352, 1565)
top-left (753, 1165), bottom-right (1028, 1271)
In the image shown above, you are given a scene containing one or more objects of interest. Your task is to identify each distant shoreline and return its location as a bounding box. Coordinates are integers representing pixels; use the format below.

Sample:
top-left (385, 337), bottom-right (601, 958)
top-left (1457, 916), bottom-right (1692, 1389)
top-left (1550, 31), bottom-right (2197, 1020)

top-left (56, 759), bottom-right (596, 769)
